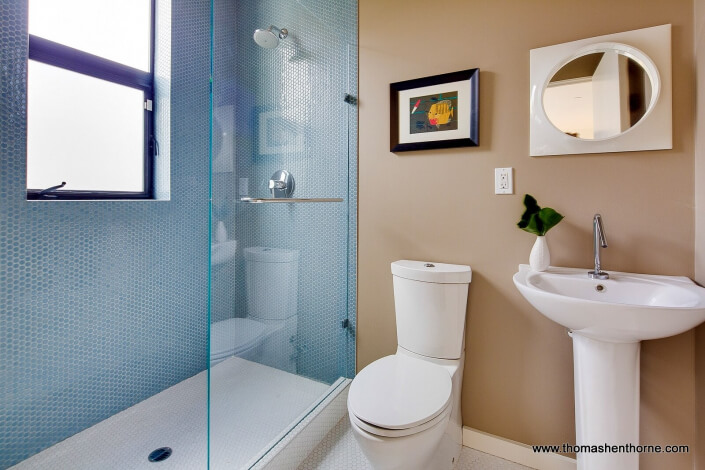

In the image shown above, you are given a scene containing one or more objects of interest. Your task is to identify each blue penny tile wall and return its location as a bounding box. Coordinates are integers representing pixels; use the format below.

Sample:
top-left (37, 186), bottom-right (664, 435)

top-left (0, 0), bottom-right (211, 467)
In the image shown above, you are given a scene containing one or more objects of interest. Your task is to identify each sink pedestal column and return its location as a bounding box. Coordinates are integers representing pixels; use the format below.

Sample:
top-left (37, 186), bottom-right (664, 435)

top-left (572, 333), bottom-right (640, 470)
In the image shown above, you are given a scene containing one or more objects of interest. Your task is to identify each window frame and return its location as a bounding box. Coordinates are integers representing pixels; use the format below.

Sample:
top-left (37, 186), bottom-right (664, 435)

top-left (26, 0), bottom-right (156, 200)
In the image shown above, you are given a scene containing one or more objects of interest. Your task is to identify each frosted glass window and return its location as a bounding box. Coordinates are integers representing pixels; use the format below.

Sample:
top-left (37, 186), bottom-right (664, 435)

top-left (27, 61), bottom-right (145, 192)
top-left (29, 0), bottom-right (152, 71)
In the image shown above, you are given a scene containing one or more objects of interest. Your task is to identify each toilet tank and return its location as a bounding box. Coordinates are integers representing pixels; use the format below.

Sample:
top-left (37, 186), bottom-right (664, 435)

top-left (245, 247), bottom-right (299, 320)
top-left (392, 260), bottom-right (472, 359)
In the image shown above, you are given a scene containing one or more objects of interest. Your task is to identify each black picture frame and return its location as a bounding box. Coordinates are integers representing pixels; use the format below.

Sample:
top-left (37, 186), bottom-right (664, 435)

top-left (390, 68), bottom-right (479, 152)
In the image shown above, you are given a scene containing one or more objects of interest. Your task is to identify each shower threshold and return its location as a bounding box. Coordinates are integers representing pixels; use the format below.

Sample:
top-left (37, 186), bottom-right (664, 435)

top-left (10, 357), bottom-right (341, 470)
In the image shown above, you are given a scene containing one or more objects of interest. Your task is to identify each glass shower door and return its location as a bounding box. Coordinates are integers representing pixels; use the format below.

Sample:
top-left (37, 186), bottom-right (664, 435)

top-left (208, 0), bottom-right (357, 467)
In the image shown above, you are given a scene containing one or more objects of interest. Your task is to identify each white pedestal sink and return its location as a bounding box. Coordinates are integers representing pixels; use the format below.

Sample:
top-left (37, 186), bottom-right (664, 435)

top-left (513, 264), bottom-right (705, 470)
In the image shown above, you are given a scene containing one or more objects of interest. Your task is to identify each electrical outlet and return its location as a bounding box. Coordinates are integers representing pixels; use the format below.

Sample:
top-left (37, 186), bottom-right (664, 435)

top-left (495, 168), bottom-right (513, 194)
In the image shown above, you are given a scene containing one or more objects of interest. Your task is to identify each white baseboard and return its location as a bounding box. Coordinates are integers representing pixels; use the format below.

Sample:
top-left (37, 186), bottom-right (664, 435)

top-left (463, 427), bottom-right (576, 470)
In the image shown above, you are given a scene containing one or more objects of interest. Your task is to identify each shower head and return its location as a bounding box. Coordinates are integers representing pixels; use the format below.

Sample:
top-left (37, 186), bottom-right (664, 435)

top-left (253, 25), bottom-right (288, 49)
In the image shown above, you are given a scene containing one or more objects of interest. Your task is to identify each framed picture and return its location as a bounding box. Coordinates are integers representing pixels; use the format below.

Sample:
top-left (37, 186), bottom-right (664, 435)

top-left (390, 68), bottom-right (479, 152)
top-left (258, 110), bottom-right (304, 155)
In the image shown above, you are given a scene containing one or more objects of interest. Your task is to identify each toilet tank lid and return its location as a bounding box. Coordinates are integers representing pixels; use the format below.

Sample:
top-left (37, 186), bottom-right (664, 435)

top-left (244, 247), bottom-right (299, 262)
top-left (391, 260), bottom-right (471, 284)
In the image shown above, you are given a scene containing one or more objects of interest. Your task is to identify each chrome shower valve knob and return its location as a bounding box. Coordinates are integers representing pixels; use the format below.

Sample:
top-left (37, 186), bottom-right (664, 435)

top-left (268, 170), bottom-right (295, 198)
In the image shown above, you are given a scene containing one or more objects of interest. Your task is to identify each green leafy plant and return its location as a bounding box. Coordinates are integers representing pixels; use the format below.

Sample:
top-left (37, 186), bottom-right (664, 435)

top-left (517, 194), bottom-right (564, 236)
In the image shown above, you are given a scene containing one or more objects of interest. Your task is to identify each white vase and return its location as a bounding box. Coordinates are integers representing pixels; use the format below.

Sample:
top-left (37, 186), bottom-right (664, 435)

top-left (529, 235), bottom-right (550, 271)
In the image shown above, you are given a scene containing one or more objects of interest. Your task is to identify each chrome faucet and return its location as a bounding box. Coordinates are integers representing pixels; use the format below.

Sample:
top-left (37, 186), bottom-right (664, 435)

top-left (268, 169), bottom-right (295, 198)
top-left (588, 214), bottom-right (609, 280)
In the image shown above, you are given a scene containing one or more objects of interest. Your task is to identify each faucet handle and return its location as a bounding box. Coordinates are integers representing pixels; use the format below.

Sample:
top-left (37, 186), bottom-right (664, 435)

top-left (594, 214), bottom-right (607, 248)
top-left (268, 170), bottom-right (295, 198)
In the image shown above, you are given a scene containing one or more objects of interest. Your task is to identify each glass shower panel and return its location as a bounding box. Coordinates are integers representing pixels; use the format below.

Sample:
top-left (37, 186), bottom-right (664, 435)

top-left (209, 0), bottom-right (357, 467)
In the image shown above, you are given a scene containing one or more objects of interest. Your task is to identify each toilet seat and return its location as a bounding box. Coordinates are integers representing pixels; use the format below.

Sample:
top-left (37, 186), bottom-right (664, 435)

top-left (210, 318), bottom-right (271, 361)
top-left (348, 354), bottom-right (452, 436)
top-left (348, 399), bottom-right (451, 438)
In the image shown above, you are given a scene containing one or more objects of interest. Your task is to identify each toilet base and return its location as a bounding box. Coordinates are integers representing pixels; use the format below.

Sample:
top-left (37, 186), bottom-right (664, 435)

top-left (429, 425), bottom-right (463, 469)
top-left (252, 316), bottom-right (297, 373)
top-left (349, 410), bottom-right (450, 470)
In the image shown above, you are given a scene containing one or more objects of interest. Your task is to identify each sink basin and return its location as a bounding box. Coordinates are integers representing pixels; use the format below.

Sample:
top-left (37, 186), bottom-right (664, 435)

top-left (513, 264), bottom-right (705, 342)
top-left (513, 264), bottom-right (705, 470)
top-left (211, 240), bottom-right (238, 266)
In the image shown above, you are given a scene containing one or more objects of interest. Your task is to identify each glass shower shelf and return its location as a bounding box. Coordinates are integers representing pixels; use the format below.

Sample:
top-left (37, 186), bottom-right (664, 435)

top-left (239, 197), bottom-right (343, 203)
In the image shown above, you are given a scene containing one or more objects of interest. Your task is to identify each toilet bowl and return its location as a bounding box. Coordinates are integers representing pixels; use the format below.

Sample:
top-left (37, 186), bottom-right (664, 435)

top-left (348, 260), bottom-right (471, 470)
top-left (348, 352), bottom-right (458, 470)
top-left (349, 408), bottom-right (451, 470)
top-left (210, 317), bottom-right (276, 367)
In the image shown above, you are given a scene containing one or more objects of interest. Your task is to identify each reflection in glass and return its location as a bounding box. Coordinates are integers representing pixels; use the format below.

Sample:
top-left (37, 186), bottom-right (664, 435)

top-left (543, 51), bottom-right (652, 140)
top-left (208, 0), bottom-right (357, 466)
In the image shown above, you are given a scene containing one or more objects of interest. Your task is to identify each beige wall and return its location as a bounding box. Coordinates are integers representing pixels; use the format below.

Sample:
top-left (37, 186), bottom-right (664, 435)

top-left (358, 1), bottom-right (696, 469)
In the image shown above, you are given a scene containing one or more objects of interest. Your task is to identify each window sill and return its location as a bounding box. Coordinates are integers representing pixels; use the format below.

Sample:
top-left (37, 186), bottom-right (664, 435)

top-left (27, 190), bottom-right (153, 201)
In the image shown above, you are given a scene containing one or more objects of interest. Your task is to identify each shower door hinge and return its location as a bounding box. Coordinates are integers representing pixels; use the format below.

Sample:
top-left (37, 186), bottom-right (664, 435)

top-left (144, 99), bottom-right (153, 111)
top-left (341, 319), bottom-right (349, 329)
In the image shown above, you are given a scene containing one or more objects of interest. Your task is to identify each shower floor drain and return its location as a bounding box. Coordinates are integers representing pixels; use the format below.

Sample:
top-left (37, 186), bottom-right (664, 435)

top-left (148, 447), bottom-right (172, 462)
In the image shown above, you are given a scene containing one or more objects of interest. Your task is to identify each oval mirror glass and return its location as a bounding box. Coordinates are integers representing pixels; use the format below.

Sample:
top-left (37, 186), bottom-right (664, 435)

top-left (542, 50), bottom-right (655, 140)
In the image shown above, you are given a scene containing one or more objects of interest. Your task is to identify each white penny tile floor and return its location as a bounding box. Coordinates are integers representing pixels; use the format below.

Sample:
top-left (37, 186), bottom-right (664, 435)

top-left (10, 357), bottom-right (329, 470)
top-left (297, 415), bottom-right (535, 470)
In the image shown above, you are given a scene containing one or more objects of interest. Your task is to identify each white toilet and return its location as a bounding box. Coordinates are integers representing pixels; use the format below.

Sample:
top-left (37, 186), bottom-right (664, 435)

top-left (347, 260), bottom-right (472, 470)
top-left (210, 247), bottom-right (299, 372)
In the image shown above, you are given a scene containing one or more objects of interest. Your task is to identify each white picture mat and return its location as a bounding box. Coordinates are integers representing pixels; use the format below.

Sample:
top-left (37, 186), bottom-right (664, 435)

top-left (398, 79), bottom-right (470, 144)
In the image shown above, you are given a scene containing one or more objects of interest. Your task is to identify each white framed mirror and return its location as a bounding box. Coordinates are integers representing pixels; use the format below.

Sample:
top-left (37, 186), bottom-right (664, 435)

top-left (530, 24), bottom-right (671, 156)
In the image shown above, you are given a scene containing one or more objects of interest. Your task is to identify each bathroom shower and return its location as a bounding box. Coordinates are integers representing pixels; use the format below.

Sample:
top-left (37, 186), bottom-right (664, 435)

top-left (2, 0), bottom-right (357, 467)
top-left (253, 25), bottom-right (288, 48)
top-left (208, 0), bottom-right (358, 466)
